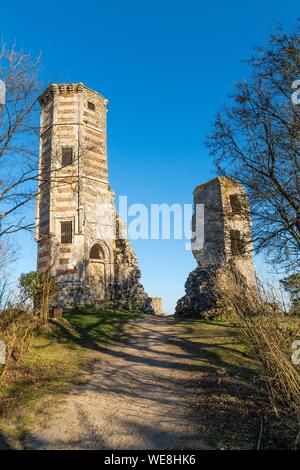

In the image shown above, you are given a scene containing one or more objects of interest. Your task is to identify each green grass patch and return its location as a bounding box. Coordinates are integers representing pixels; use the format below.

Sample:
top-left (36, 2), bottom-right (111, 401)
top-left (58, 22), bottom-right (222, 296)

top-left (60, 306), bottom-right (139, 347)
top-left (0, 307), bottom-right (139, 449)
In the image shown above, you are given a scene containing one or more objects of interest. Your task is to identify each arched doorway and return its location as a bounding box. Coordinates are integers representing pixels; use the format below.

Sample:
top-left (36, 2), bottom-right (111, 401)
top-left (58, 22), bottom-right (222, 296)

top-left (88, 243), bottom-right (107, 299)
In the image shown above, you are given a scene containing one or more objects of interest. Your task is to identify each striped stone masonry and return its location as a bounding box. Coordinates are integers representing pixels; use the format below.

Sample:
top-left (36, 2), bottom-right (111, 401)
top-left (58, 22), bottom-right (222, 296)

top-left (35, 83), bottom-right (153, 312)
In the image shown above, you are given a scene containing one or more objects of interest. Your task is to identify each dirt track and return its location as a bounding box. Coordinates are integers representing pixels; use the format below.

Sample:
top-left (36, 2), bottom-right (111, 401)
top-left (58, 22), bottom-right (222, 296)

top-left (26, 315), bottom-right (209, 450)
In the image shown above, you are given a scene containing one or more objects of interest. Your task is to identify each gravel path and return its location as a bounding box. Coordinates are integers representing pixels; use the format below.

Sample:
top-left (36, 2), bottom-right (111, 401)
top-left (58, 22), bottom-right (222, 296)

top-left (26, 315), bottom-right (209, 450)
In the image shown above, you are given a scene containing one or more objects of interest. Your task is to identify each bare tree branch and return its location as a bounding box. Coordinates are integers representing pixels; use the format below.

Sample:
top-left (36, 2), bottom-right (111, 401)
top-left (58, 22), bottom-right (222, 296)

top-left (207, 22), bottom-right (300, 272)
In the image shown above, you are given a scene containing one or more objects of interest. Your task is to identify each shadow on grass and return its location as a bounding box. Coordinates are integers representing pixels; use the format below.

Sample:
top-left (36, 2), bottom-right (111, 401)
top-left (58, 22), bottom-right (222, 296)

top-left (51, 309), bottom-right (255, 380)
top-left (191, 370), bottom-right (299, 450)
top-left (53, 307), bottom-right (139, 349)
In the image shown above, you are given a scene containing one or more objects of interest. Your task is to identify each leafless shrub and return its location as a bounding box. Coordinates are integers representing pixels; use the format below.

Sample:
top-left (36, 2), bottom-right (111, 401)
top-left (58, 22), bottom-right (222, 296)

top-left (217, 270), bottom-right (300, 426)
top-left (0, 306), bottom-right (38, 378)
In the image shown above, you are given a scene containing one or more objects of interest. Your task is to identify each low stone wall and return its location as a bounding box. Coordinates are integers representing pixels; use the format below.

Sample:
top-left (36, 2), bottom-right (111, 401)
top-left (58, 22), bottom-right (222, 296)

top-left (176, 176), bottom-right (256, 319)
top-left (149, 297), bottom-right (163, 316)
top-left (175, 267), bottom-right (219, 319)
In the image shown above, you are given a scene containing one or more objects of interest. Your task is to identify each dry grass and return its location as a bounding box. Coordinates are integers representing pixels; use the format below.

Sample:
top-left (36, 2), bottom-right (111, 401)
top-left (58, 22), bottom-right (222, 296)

top-left (216, 269), bottom-right (300, 447)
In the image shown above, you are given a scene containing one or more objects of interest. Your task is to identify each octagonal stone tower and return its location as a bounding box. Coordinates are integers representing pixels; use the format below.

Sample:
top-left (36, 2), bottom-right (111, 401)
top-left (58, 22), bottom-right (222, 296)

top-left (176, 177), bottom-right (256, 318)
top-left (35, 83), bottom-right (151, 311)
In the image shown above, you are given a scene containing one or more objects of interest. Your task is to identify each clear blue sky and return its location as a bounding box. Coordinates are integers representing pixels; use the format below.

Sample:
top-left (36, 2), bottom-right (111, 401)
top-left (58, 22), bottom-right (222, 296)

top-left (1, 0), bottom-right (298, 312)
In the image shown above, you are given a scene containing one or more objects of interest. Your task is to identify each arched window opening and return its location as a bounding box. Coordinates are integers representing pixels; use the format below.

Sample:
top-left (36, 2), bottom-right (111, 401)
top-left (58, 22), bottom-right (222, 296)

top-left (90, 243), bottom-right (104, 260)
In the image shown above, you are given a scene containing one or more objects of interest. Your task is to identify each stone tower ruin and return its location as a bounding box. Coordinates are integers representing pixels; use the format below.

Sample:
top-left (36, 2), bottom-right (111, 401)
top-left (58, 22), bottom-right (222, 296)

top-left (35, 82), bottom-right (152, 311)
top-left (176, 177), bottom-right (256, 318)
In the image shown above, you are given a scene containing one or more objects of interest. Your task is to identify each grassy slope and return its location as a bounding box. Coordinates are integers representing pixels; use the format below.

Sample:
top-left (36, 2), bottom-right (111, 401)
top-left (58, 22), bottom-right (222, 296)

top-left (0, 307), bottom-right (138, 449)
top-left (175, 318), bottom-right (299, 449)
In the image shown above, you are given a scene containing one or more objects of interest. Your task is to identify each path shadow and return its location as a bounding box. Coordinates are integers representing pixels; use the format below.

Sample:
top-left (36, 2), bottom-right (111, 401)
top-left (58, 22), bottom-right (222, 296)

top-left (54, 312), bottom-right (255, 379)
top-left (36, 312), bottom-right (266, 449)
